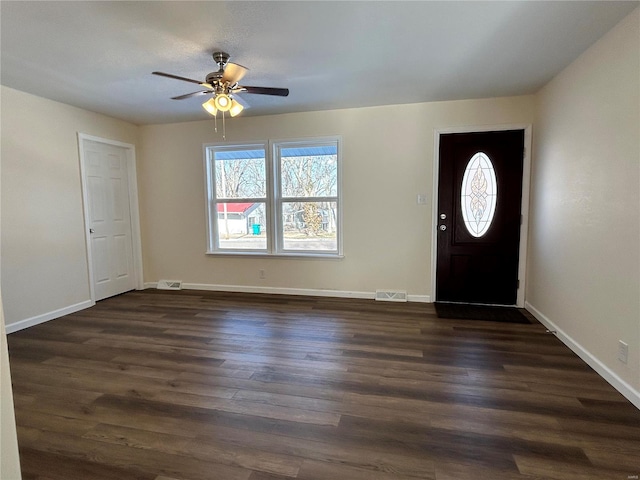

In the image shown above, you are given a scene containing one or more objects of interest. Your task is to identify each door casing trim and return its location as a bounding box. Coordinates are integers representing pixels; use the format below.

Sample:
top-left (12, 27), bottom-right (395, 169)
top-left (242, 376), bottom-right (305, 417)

top-left (431, 124), bottom-right (532, 308)
top-left (77, 133), bottom-right (144, 302)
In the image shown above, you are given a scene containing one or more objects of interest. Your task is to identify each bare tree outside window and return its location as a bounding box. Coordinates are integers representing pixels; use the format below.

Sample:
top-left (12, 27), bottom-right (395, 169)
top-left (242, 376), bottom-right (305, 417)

top-left (215, 155), bottom-right (266, 199)
top-left (280, 152), bottom-right (337, 246)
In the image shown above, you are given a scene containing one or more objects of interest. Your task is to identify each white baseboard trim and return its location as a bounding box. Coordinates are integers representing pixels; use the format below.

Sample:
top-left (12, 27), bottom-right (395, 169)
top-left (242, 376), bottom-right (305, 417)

top-left (144, 282), bottom-right (431, 303)
top-left (5, 299), bottom-right (95, 334)
top-left (188, 283), bottom-right (375, 299)
top-left (525, 301), bottom-right (640, 410)
top-left (407, 294), bottom-right (431, 303)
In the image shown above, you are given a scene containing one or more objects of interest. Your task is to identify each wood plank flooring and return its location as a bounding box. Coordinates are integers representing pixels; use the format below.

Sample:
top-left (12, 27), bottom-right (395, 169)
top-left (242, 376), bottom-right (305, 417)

top-left (7, 290), bottom-right (640, 480)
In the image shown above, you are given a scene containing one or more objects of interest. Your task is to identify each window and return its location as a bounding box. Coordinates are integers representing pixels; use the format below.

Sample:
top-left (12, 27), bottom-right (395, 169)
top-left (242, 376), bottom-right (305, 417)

top-left (461, 151), bottom-right (497, 238)
top-left (205, 137), bottom-right (341, 256)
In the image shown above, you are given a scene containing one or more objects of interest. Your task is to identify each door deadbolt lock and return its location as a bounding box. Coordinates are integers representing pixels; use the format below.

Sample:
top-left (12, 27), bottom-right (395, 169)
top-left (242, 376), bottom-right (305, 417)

top-left (439, 213), bottom-right (447, 220)
top-left (439, 225), bottom-right (447, 231)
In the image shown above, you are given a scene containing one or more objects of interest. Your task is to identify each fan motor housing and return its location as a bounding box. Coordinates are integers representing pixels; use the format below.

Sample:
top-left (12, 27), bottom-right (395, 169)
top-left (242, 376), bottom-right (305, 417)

top-left (205, 71), bottom-right (223, 85)
top-left (212, 51), bottom-right (230, 66)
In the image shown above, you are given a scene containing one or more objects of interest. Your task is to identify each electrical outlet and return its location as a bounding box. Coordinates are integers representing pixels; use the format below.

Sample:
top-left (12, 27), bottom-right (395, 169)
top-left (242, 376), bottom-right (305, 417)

top-left (618, 340), bottom-right (628, 364)
top-left (259, 269), bottom-right (266, 279)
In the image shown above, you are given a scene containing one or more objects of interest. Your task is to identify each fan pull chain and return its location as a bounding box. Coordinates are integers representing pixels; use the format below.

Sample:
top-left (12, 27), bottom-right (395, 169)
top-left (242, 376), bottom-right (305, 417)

top-left (222, 110), bottom-right (226, 140)
top-left (211, 111), bottom-right (226, 139)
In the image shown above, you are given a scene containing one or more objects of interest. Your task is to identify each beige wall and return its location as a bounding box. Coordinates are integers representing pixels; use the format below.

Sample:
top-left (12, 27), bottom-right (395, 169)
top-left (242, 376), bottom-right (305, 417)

top-left (138, 96), bottom-right (534, 299)
top-left (0, 86), bottom-right (139, 328)
top-left (1, 294), bottom-right (21, 480)
top-left (1, 149), bottom-right (21, 479)
top-left (528, 9), bottom-right (640, 399)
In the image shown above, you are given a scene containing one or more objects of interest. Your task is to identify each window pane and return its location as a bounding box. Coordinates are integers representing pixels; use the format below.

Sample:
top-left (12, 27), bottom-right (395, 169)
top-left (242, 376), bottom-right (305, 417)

top-left (281, 201), bottom-right (337, 251)
top-left (217, 202), bottom-right (267, 250)
top-left (280, 148), bottom-right (337, 198)
top-left (214, 149), bottom-right (266, 199)
top-left (461, 152), bottom-right (497, 238)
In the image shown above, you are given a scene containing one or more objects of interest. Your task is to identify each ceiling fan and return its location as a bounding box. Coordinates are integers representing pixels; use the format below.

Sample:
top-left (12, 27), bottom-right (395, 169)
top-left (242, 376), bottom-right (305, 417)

top-left (153, 51), bottom-right (289, 119)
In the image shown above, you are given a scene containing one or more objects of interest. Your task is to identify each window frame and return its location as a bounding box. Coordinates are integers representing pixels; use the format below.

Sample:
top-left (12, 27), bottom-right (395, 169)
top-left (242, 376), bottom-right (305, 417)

top-left (204, 142), bottom-right (269, 254)
top-left (204, 136), bottom-right (343, 258)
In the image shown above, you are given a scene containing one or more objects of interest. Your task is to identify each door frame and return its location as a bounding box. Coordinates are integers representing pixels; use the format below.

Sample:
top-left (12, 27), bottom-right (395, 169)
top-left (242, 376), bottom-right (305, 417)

top-left (78, 133), bottom-right (144, 302)
top-left (431, 124), bottom-right (532, 307)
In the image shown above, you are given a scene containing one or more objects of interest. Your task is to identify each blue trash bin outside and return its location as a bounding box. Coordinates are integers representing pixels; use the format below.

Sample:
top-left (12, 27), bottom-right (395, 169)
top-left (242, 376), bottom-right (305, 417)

top-left (252, 224), bottom-right (261, 235)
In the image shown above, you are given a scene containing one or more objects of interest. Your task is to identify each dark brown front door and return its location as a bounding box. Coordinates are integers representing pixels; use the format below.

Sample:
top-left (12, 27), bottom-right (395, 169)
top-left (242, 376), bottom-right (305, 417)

top-left (436, 130), bottom-right (525, 305)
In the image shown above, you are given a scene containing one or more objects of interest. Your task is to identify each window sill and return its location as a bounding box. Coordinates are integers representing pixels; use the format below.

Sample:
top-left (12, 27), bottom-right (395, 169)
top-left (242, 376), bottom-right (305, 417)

top-left (205, 251), bottom-right (344, 260)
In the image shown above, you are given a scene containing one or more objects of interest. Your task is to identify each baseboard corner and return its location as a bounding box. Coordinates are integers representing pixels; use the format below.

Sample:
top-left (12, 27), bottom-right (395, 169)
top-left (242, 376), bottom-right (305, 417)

top-left (525, 301), bottom-right (640, 410)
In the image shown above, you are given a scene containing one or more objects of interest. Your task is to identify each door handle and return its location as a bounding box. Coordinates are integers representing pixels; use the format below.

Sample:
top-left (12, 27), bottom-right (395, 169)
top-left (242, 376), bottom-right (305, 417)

top-left (89, 228), bottom-right (95, 234)
top-left (439, 225), bottom-right (447, 231)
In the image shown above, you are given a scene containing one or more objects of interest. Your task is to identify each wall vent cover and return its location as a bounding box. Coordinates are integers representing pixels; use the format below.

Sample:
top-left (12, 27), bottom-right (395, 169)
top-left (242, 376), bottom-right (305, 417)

top-left (375, 290), bottom-right (408, 302)
top-left (157, 280), bottom-right (183, 290)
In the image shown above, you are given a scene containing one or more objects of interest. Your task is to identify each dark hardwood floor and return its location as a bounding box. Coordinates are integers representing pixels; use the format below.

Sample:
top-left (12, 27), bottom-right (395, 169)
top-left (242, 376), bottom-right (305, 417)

top-left (7, 290), bottom-right (640, 480)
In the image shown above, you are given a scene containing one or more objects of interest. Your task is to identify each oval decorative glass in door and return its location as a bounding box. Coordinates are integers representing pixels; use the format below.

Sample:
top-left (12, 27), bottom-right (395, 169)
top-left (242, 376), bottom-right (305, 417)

top-left (461, 152), bottom-right (497, 237)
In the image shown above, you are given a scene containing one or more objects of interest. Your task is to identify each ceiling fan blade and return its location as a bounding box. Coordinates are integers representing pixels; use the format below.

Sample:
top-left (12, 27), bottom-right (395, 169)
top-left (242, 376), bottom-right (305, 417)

top-left (240, 86), bottom-right (289, 97)
top-left (222, 62), bottom-right (248, 85)
top-left (171, 91), bottom-right (210, 100)
top-left (152, 71), bottom-right (203, 85)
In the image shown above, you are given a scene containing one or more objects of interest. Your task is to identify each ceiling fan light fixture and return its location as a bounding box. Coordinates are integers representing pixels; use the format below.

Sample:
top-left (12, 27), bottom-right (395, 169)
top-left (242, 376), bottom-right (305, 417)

top-left (214, 93), bottom-right (232, 112)
top-left (229, 99), bottom-right (244, 117)
top-left (202, 98), bottom-right (218, 116)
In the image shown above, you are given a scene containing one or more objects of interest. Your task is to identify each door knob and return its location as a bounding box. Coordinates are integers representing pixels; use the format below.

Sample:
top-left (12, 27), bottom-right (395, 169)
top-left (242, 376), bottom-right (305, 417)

top-left (89, 228), bottom-right (95, 234)
top-left (439, 225), bottom-right (447, 231)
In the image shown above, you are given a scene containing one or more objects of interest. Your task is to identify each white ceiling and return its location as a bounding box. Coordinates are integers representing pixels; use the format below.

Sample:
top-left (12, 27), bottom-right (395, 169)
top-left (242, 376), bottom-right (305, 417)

top-left (1, 1), bottom-right (637, 125)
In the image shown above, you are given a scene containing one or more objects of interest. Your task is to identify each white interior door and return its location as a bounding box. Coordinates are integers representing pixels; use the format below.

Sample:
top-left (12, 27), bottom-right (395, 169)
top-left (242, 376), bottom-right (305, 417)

top-left (83, 140), bottom-right (136, 300)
